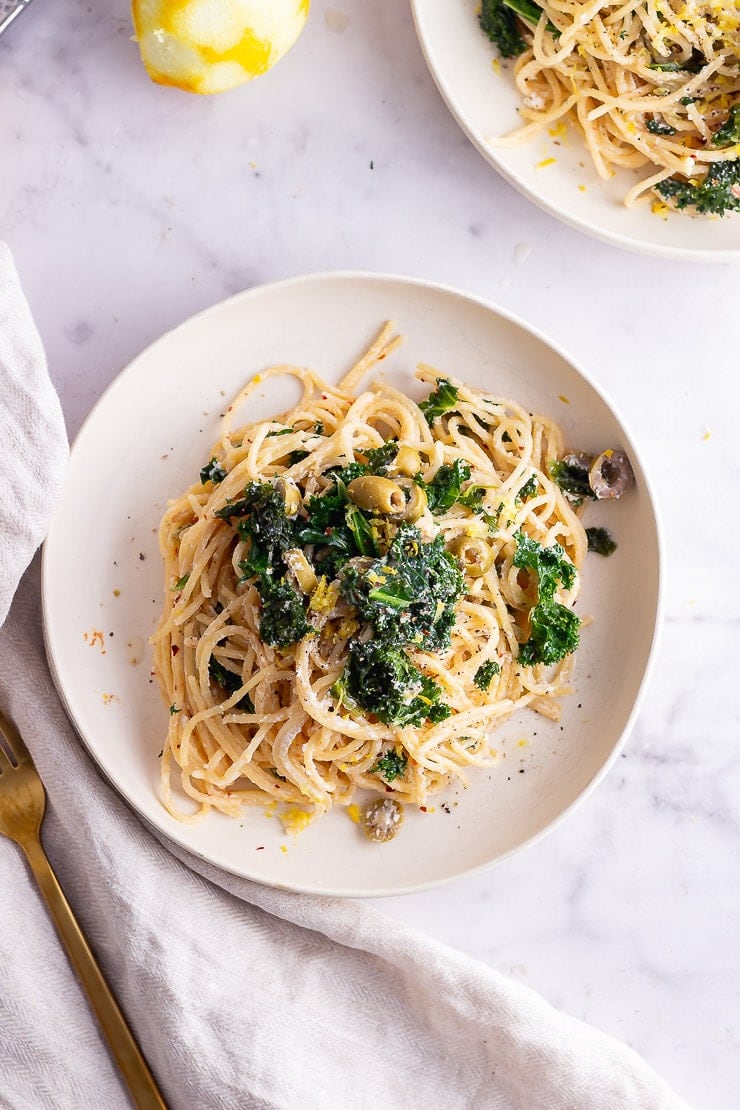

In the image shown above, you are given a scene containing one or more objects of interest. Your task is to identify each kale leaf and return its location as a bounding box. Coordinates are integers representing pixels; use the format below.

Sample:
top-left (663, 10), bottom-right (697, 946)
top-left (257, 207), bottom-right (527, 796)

top-left (505, 0), bottom-right (557, 33)
top-left (340, 641), bottom-right (450, 727)
top-left (417, 459), bottom-right (472, 513)
top-left (295, 445), bottom-right (400, 566)
top-left (372, 747), bottom-right (409, 782)
top-left (208, 656), bottom-right (255, 712)
top-left (513, 532), bottom-right (580, 665)
top-left (479, 0), bottom-right (527, 57)
top-left (418, 378), bottom-right (460, 424)
top-left (656, 160), bottom-right (740, 216)
top-left (646, 119), bottom-right (677, 136)
top-left (218, 482), bottom-right (296, 578)
top-left (218, 483), bottom-right (312, 648)
top-left (516, 475), bottom-right (538, 504)
top-left (200, 457), bottom-right (227, 484)
top-left (474, 661), bottom-right (501, 691)
top-left (480, 0), bottom-right (556, 56)
top-left (256, 577), bottom-right (312, 649)
top-left (518, 596), bottom-right (581, 666)
top-left (458, 484), bottom-right (486, 511)
top-left (648, 50), bottom-right (704, 73)
top-left (550, 458), bottom-right (596, 505)
top-left (297, 476), bottom-right (378, 570)
top-left (713, 105), bottom-right (740, 147)
top-left (288, 450), bottom-right (310, 466)
top-left (586, 526), bottom-right (617, 557)
top-left (340, 524), bottom-right (465, 652)
top-left (359, 442), bottom-right (400, 475)
top-left (331, 525), bottom-right (462, 725)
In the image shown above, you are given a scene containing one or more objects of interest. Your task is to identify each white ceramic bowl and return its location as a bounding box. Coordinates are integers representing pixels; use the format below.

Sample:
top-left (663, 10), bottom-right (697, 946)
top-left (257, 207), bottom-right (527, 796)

top-left (411, 0), bottom-right (740, 262)
top-left (42, 272), bottom-right (662, 896)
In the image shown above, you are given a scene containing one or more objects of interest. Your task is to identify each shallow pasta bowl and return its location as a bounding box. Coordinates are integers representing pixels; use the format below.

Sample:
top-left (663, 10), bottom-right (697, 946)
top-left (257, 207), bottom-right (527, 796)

top-left (411, 0), bottom-right (740, 262)
top-left (42, 272), bottom-right (662, 896)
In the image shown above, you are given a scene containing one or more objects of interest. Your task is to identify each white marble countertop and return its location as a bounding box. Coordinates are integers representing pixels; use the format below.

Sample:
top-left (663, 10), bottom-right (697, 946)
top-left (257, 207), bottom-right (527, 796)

top-left (2, 1), bottom-right (739, 1107)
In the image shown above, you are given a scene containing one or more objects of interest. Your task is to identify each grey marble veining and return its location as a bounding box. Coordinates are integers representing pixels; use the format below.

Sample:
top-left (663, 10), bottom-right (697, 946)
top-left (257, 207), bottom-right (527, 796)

top-left (1, 1), bottom-right (739, 1106)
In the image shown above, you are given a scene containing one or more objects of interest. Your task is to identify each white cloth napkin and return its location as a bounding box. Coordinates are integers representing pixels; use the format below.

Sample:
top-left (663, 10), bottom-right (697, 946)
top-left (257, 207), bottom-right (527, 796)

top-left (0, 244), bottom-right (68, 626)
top-left (0, 244), bottom-right (689, 1110)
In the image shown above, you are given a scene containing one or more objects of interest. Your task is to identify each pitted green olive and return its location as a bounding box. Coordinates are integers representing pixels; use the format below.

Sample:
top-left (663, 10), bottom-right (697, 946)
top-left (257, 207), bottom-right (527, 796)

top-left (395, 477), bottom-right (428, 522)
top-left (346, 476), bottom-right (406, 515)
top-left (283, 549), bottom-right (317, 594)
top-left (392, 445), bottom-right (421, 478)
top-left (275, 477), bottom-right (302, 517)
top-left (450, 536), bottom-right (494, 578)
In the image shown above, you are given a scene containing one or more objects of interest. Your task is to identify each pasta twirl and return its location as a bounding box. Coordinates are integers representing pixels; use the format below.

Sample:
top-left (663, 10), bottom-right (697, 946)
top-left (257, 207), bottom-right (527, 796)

top-left (152, 325), bottom-right (587, 828)
top-left (483, 0), bottom-right (740, 214)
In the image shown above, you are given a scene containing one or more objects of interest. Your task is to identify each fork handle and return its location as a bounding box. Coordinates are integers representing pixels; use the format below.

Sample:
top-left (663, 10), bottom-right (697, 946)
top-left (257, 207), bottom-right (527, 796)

top-left (21, 836), bottom-right (168, 1110)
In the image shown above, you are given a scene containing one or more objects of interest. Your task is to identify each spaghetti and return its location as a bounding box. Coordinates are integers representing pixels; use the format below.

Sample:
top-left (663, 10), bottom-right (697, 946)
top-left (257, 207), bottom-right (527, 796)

top-left (482, 0), bottom-right (740, 214)
top-left (152, 325), bottom-right (587, 829)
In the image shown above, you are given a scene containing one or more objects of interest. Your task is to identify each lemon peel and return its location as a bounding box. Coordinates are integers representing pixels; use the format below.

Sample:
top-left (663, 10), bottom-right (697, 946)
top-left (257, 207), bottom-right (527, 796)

top-left (132, 0), bottom-right (310, 94)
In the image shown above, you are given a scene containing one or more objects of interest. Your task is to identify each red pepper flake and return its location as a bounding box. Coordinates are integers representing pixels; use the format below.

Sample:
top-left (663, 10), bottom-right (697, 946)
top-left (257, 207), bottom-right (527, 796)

top-left (420, 805), bottom-right (428, 812)
top-left (83, 629), bottom-right (107, 655)
top-left (171, 645), bottom-right (179, 656)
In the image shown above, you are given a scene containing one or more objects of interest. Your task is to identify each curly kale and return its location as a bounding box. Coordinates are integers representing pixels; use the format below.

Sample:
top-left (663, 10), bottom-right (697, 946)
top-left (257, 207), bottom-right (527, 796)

top-left (331, 525), bottom-right (462, 725)
top-left (417, 459), bottom-right (472, 513)
top-left (646, 119), bottom-right (677, 136)
top-left (649, 74), bottom-right (739, 217)
top-left (200, 457), bottom-right (227, 484)
top-left (256, 577), bottom-right (312, 649)
top-left (549, 458), bottom-right (596, 505)
top-left (648, 50), bottom-right (705, 73)
top-left (372, 747), bottom-right (409, 782)
top-left (458, 484), bottom-right (486, 511)
top-left (418, 378), bottom-right (460, 424)
top-left (297, 479), bottom-right (377, 574)
top-left (340, 524), bottom-right (465, 652)
top-left (340, 641), bottom-right (451, 727)
top-left (516, 475), bottom-right (539, 504)
top-left (218, 482), bottom-right (296, 578)
top-left (656, 160), bottom-right (740, 217)
top-left (480, 0), bottom-right (556, 57)
top-left (217, 483), bottom-right (311, 649)
top-left (713, 105), bottom-right (740, 147)
top-left (208, 656), bottom-right (255, 712)
top-left (294, 443), bottom-right (402, 570)
top-left (586, 526), bottom-right (617, 557)
top-left (513, 532), bottom-right (580, 666)
top-left (335, 441), bottom-right (400, 485)
top-left (473, 661), bottom-right (500, 691)
top-left (479, 0), bottom-right (527, 58)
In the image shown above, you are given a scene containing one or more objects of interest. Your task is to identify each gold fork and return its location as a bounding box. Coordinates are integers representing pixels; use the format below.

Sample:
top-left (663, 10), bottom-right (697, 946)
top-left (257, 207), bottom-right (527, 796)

top-left (0, 707), bottom-right (167, 1110)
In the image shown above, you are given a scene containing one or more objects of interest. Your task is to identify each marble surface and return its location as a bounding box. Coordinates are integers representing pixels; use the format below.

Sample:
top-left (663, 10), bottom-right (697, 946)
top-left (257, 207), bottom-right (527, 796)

top-left (1, 1), bottom-right (739, 1107)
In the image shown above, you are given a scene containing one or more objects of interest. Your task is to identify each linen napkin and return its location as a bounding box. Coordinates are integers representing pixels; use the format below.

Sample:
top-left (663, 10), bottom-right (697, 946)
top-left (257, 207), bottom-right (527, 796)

top-left (0, 244), bottom-right (689, 1110)
top-left (0, 244), bottom-right (68, 626)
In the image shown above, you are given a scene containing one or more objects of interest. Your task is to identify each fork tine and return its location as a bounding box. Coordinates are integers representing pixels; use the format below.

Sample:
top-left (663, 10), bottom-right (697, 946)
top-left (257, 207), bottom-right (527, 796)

top-left (0, 736), bottom-right (11, 771)
top-left (0, 708), bottom-right (29, 768)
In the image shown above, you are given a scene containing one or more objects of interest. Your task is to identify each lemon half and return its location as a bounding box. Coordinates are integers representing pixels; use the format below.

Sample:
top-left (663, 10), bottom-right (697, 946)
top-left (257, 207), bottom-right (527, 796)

top-left (132, 0), bottom-right (310, 94)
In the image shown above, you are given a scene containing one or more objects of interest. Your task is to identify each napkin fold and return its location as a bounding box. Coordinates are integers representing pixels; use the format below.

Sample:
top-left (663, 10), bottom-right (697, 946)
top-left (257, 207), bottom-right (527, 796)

top-left (0, 243), bottom-right (68, 627)
top-left (0, 245), bottom-right (688, 1110)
